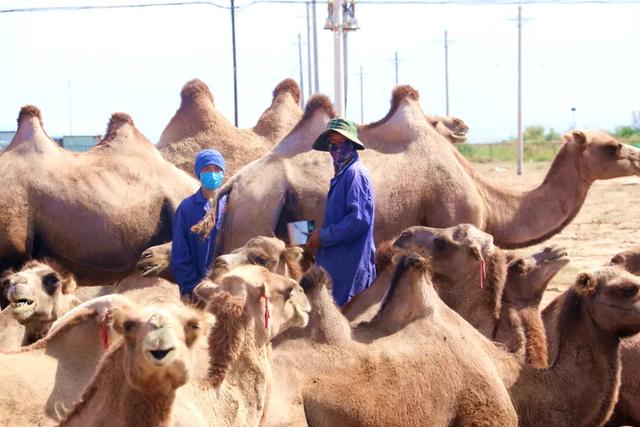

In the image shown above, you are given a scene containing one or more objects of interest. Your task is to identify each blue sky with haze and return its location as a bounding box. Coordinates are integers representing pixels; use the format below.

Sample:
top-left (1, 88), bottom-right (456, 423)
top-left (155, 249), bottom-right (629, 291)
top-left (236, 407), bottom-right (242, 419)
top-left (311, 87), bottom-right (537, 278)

top-left (1, 0), bottom-right (639, 143)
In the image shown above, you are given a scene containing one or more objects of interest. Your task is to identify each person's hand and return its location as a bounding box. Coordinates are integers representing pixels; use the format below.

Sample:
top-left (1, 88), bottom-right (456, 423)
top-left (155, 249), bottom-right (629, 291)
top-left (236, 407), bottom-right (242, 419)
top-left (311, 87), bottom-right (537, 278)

top-left (306, 230), bottom-right (321, 252)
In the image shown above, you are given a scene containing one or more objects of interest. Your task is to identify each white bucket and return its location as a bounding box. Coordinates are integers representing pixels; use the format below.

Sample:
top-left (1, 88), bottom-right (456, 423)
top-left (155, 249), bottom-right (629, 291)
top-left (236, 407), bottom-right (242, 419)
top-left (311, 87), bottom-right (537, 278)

top-left (287, 220), bottom-right (315, 246)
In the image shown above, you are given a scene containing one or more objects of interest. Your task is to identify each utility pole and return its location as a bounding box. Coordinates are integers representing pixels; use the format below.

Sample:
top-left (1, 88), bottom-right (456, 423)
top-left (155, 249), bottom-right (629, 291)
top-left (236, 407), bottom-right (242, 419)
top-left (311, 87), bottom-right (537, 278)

top-left (312, 0), bottom-right (319, 93)
top-left (516, 5), bottom-right (523, 175)
top-left (298, 33), bottom-right (305, 107)
top-left (360, 65), bottom-right (364, 123)
top-left (444, 30), bottom-right (450, 116)
top-left (344, 31), bottom-right (349, 112)
top-left (306, 2), bottom-right (313, 98)
top-left (394, 51), bottom-right (399, 85)
top-left (571, 107), bottom-right (576, 129)
top-left (230, 0), bottom-right (238, 126)
top-left (333, 0), bottom-right (344, 117)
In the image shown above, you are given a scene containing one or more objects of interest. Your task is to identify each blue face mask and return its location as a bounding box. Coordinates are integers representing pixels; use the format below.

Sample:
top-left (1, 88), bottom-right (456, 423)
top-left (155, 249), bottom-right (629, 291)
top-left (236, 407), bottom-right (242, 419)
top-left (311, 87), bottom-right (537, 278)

top-left (200, 171), bottom-right (224, 190)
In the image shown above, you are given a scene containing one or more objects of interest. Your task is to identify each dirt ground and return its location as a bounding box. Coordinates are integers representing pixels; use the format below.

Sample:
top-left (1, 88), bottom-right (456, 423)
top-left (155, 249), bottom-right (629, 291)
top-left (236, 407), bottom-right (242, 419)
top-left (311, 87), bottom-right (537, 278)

top-left (474, 161), bottom-right (640, 307)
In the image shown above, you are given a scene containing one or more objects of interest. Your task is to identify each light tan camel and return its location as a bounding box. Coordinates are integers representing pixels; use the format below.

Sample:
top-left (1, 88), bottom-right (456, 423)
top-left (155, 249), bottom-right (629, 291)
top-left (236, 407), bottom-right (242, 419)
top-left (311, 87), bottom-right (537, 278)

top-left (278, 258), bottom-right (640, 427)
top-left (269, 262), bottom-right (518, 426)
top-left (195, 87), bottom-right (640, 252)
top-left (0, 294), bottom-right (135, 426)
top-left (157, 78), bottom-right (303, 178)
top-left (0, 260), bottom-right (80, 351)
top-left (0, 106), bottom-right (198, 284)
top-left (426, 114), bottom-right (469, 143)
top-left (59, 301), bottom-right (209, 427)
top-left (136, 236), bottom-right (304, 283)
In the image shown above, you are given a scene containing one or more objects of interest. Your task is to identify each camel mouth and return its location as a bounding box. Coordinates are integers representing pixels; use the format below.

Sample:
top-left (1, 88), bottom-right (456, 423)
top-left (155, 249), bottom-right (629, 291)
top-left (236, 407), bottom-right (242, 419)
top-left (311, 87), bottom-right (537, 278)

top-left (11, 298), bottom-right (35, 313)
top-left (149, 348), bottom-right (174, 363)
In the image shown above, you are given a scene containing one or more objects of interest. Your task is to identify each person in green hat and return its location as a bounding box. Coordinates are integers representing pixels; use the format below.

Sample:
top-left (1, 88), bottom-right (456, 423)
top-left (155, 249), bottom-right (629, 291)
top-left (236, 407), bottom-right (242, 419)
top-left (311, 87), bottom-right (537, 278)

top-left (306, 118), bottom-right (377, 306)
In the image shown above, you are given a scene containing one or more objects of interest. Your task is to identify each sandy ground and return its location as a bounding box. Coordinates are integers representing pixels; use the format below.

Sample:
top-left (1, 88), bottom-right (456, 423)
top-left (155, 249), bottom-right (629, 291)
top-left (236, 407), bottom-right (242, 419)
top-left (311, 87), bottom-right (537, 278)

top-left (474, 161), bottom-right (640, 307)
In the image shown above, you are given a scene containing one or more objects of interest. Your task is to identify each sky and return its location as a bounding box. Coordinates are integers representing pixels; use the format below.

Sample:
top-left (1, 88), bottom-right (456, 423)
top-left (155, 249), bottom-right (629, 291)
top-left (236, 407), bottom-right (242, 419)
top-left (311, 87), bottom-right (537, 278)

top-left (1, 0), bottom-right (639, 143)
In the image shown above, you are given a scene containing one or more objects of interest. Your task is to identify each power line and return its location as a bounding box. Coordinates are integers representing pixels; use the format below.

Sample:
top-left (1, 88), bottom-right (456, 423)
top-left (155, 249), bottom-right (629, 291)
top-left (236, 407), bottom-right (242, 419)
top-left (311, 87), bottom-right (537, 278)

top-left (0, 2), bottom-right (230, 14)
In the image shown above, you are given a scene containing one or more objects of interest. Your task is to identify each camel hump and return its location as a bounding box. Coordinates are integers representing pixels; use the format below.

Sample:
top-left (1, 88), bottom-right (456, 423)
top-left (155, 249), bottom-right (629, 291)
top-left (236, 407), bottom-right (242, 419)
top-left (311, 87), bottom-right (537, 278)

top-left (272, 78), bottom-right (301, 104)
top-left (105, 112), bottom-right (135, 138)
top-left (181, 79), bottom-right (214, 104)
top-left (17, 105), bottom-right (43, 126)
top-left (300, 265), bottom-right (332, 292)
top-left (391, 85), bottom-right (420, 107)
top-left (302, 95), bottom-right (336, 121)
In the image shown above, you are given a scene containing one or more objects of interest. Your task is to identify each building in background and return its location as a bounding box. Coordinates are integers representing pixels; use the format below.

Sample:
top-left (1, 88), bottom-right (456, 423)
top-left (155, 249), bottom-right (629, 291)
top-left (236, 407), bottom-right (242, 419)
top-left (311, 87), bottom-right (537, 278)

top-left (62, 135), bottom-right (101, 152)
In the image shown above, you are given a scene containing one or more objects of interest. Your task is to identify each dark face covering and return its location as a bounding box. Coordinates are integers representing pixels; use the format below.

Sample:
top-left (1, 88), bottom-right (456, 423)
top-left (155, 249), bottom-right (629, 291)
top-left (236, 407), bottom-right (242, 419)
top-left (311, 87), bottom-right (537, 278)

top-left (329, 141), bottom-right (358, 176)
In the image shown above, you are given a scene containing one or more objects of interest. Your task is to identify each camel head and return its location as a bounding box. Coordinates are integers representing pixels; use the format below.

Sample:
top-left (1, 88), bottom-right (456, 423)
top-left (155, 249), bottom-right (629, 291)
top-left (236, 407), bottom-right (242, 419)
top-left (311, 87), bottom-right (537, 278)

top-left (504, 246), bottom-right (569, 305)
top-left (574, 267), bottom-right (640, 337)
top-left (563, 130), bottom-right (640, 180)
top-left (211, 237), bottom-right (304, 281)
top-left (195, 265), bottom-right (310, 387)
top-left (112, 302), bottom-right (208, 393)
top-left (426, 114), bottom-right (469, 144)
top-left (609, 247), bottom-right (640, 276)
top-left (4, 260), bottom-right (78, 328)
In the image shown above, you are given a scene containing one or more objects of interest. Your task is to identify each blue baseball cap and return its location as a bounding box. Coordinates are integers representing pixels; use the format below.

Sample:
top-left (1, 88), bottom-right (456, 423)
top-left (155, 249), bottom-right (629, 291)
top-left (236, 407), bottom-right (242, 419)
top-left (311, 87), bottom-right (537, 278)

top-left (194, 149), bottom-right (226, 176)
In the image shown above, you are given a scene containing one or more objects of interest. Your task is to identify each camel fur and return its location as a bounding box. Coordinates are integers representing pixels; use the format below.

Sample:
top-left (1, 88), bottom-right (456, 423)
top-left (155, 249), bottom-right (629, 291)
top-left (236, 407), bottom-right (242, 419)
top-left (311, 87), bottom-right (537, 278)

top-left (157, 78), bottom-right (303, 178)
top-left (0, 106), bottom-right (198, 284)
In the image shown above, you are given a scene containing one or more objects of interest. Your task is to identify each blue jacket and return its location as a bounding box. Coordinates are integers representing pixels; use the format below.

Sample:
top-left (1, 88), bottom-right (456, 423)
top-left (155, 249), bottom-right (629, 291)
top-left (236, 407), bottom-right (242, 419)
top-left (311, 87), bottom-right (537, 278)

top-left (317, 158), bottom-right (376, 306)
top-left (171, 189), bottom-right (227, 295)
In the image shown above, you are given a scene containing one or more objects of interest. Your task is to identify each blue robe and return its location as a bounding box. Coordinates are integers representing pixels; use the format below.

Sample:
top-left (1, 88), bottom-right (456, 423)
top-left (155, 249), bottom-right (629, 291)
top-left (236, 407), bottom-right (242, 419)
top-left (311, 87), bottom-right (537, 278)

top-left (317, 158), bottom-right (376, 306)
top-left (170, 189), bottom-right (227, 295)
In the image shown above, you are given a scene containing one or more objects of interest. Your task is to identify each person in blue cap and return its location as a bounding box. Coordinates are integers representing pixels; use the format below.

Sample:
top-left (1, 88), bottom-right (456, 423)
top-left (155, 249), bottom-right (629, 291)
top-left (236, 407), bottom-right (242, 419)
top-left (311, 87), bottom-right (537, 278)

top-left (171, 149), bottom-right (227, 298)
top-left (306, 118), bottom-right (376, 306)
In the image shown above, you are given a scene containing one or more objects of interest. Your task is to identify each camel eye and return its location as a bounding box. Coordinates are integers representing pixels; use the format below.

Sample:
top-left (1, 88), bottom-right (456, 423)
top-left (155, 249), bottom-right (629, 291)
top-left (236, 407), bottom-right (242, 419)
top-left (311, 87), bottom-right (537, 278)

top-left (621, 286), bottom-right (639, 298)
top-left (123, 320), bottom-right (137, 334)
top-left (434, 237), bottom-right (446, 251)
top-left (249, 253), bottom-right (269, 266)
top-left (186, 320), bottom-right (200, 330)
top-left (604, 144), bottom-right (620, 157)
top-left (42, 273), bottom-right (60, 295)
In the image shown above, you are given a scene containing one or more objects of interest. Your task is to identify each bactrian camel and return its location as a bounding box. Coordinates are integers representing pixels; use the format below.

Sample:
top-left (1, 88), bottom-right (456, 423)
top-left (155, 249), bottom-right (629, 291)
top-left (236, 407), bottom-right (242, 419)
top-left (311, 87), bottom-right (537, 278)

top-left (194, 86), bottom-right (640, 253)
top-left (0, 107), bottom-right (197, 284)
top-left (157, 78), bottom-right (303, 178)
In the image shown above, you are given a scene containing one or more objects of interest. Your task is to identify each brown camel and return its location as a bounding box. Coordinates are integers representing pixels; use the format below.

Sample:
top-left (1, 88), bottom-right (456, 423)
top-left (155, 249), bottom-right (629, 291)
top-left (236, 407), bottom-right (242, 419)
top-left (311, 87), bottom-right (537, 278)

top-left (157, 78), bottom-right (303, 178)
top-left (60, 301), bottom-right (209, 427)
top-left (426, 114), bottom-right (469, 143)
top-left (269, 262), bottom-right (518, 426)
top-left (0, 106), bottom-right (198, 284)
top-left (0, 294), bottom-right (135, 426)
top-left (601, 247), bottom-right (640, 426)
top-left (347, 225), bottom-right (566, 367)
top-left (195, 86), bottom-right (640, 252)
top-left (136, 236), bottom-right (304, 283)
top-left (0, 260), bottom-right (80, 351)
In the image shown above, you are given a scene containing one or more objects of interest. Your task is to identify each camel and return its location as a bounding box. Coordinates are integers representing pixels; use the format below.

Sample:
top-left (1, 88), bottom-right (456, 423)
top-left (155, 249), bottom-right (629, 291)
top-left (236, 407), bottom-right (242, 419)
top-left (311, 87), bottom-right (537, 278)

top-left (345, 224), bottom-right (567, 367)
top-left (194, 86), bottom-right (640, 253)
top-left (0, 260), bottom-right (80, 351)
top-left (269, 262), bottom-right (518, 426)
top-left (426, 114), bottom-right (469, 143)
top-left (59, 301), bottom-right (210, 427)
top-left (600, 247), bottom-right (640, 426)
top-left (157, 78), bottom-right (303, 178)
top-left (0, 294), bottom-right (135, 426)
top-left (277, 254), bottom-right (640, 426)
top-left (0, 106), bottom-right (198, 284)
top-left (136, 236), bottom-right (304, 283)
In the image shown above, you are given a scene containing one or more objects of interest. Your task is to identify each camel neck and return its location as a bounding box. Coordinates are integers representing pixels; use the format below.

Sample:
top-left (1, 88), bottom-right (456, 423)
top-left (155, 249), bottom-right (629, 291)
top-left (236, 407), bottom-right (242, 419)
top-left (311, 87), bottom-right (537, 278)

top-left (511, 297), bottom-right (620, 426)
top-left (463, 144), bottom-right (592, 249)
top-left (118, 384), bottom-right (177, 427)
top-left (308, 287), bottom-right (351, 346)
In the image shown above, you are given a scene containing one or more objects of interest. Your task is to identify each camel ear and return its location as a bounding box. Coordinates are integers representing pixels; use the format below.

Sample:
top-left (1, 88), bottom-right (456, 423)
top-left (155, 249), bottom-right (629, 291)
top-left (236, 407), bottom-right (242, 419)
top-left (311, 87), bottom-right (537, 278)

top-left (610, 254), bottom-right (625, 266)
top-left (575, 272), bottom-right (597, 295)
top-left (61, 275), bottom-right (77, 294)
top-left (283, 246), bottom-right (304, 263)
top-left (469, 244), bottom-right (483, 262)
top-left (194, 280), bottom-right (221, 301)
top-left (563, 130), bottom-right (588, 148)
top-left (184, 311), bottom-right (209, 347)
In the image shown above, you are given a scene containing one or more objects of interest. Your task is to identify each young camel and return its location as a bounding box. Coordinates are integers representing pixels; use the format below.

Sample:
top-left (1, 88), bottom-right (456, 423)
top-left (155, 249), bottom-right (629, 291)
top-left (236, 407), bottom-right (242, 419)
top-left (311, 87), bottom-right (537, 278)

top-left (278, 259), bottom-right (640, 427)
top-left (0, 260), bottom-right (80, 351)
top-left (270, 263), bottom-right (518, 426)
top-left (0, 294), bottom-right (135, 426)
top-left (346, 224), bottom-right (567, 367)
top-left (137, 236), bottom-right (304, 282)
top-left (60, 301), bottom-right (210, 427)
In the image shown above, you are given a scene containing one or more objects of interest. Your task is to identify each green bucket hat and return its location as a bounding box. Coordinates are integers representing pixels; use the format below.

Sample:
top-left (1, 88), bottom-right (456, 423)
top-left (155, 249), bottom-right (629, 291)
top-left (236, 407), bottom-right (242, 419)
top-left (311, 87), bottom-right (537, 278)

top-left (312, 118), bottom-right (365, 151)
